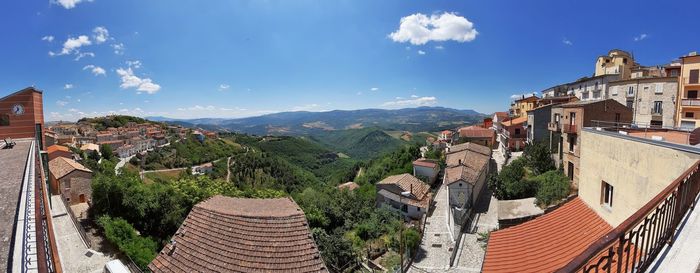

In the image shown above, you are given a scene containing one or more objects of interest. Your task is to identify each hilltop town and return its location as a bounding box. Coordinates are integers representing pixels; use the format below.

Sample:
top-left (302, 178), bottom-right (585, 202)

top-left (1, 48), bottom-right (699, 273)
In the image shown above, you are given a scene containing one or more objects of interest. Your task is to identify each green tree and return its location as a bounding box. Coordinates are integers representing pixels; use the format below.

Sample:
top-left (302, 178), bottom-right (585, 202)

top-left (534, 170), bottom-right (570, 207)
top-left (97, 215), bottom-right (157, 270)
top-left (312, 228), bottom-right (356, 272)
top-left (523, 141), bottom-right (555, 175)
top-left (489, 158), bottom-right (537, 200)
top-left (100, 144), bottom-right (114, 161)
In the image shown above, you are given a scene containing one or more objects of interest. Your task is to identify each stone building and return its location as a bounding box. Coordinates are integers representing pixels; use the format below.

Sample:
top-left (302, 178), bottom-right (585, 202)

top-left (376, 173), bottom-right (432, 219)
top-left (608, 76), bottom-right (678, 127)
top-left (49, 155), bottom-right (93, 205)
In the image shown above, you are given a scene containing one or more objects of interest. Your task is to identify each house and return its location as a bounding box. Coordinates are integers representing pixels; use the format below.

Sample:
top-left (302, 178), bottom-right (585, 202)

top-left (499, 116), bottom-right (527, 152)
top-left (439, 130), bottom-right (454, 143)
top-left (337, 181), bottom-right (360, 191)
top-left (548, 99), bottom-right (633, 188)
top-left (444, 142), bottom-right (491, 210)
top-left (412, 158), bottom-right (440, 184)
top-left (491, 111), bottom-right (510, 131)
top-left (608, 76), bottom-right (678, 127)
top-left (48, 157), bottom-right (93, 205)
top-left (149, 196), bottom-right (328, 273)
top-left (46, 144), bottom-right (73, 161)
top-left (594, 49), bottom-right (637, 80)
top-left (376, 173), bottom-right (432, 219)
top-left (510, 95), bottom-right (538, 118)
top-left (675, 52), bottom-right (700, 128)
top-left (191, 162), bottom-right (214, 175)
top-left (116, 144), bottom-right (136, 158)
top-left (80, 143), bottom-right (100, 154)
top-left (482, 120), bottom-right (700, 273)
top-left (192, 130), bottom-right (205, 143)
top-left (458, 125), bottom-right (496, 148)
top-left (96, 139), bottom-right (124, 151)
top-left (96, 132), bottom-right (114, 143)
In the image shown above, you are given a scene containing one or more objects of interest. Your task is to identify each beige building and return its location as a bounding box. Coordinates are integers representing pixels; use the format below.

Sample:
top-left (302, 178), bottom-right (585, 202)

top-left (594, 49), bottom-right (637, 80)
top-left (675, 52), bottom-right (700, 129)
top-left (510, 95), bottom-right (538, 118)
top-left (579, 127), bottom-right (700, 227)
top-left (48, 157), bottom-right (93, 205)
top-left (608, 76), bottom-right (678, 127)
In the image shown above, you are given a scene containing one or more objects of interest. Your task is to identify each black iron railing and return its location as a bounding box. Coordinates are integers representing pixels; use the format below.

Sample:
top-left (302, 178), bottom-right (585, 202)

top-left (557, 160), bottom-right (700, 273)
top-left (34, 141), bottom-right (62, 273)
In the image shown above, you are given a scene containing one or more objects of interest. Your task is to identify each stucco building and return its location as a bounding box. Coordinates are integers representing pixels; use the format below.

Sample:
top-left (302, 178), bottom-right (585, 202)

top-left (412, 158), bottom-right (440, 184)
top-left (675, 52), bottom-right (700, 129)
top-left (510, 95), bottom-right (538, 118)
top-left (457, 125), bottom-right (495, 148)
top-left (594, 49), bottom-right (637, 80)
top-left (376, 173), bottom-right (432, 219)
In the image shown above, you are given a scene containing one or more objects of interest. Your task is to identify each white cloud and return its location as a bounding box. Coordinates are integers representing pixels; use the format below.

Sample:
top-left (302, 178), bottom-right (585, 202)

top-left (116, 67), bottom-right (161, 94)
top-left (56, 100), bottom-right (69, 107)
top-left (218, 84), bottom-right (230, 91)
top-left (292, 103), bottom-right (321, 111)
top-left (111, 43), bottom-right (125, 55)
top-left (370, 87), bottom-right (379, 91)
top-left (54, 0), bottom-right (93, 9)
top-left (410, 94), bottom-right (419, 98)
top-left (68, 108), bottom-right (78, 112)
top-left (54, 35), bottom-right (92, 55)
top-left (41, 36), bottom-right (54, 42)
top-left (92, 26), bottom-right (109, 44)
top-left (83, 65), bottom-right (106, 76)
top-left (634, 33), bottom-right (648, 41)
top-left (74, 52), bottom-right (94, 61)
top-left (418, 50), bottom-right (426, 55)
top-left (510, 92), bottom-right (538, 100)
top-left (435, 45), bottom-right (444, 50)
top-left (381, 96), bottom-right (438, 107)
top-left (126, 60), bottom-right (141, 68)
top-left (64, 84), bottom-right (74, 89)
top-left (389, 12), bottom-right (478, 45)
top-left (562, 38), bottom-right (573, 46)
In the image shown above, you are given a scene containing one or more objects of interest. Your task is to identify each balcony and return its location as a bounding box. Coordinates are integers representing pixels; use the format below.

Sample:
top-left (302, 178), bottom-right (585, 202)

top-left (683, 77), bottom-right (700, 86)
top-left (681, 98), bottom-right (700, 107)
top-left (562, 124), bottom-right (578, 134)
top-left (548, 122), bottom-right (561, 132)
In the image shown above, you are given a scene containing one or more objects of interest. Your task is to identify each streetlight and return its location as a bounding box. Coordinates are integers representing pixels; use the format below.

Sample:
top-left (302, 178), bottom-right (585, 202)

top-left (399, 191), bottom-right (411, 273)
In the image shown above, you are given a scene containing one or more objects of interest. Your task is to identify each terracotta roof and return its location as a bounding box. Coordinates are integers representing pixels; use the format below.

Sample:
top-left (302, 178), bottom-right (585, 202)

top-left (337, 181), bottom-right (360, 191)
top-left (80, 143), bottom-right (100, 151)
top-left (514, 95), bottom-right (539, 102)
top-left (46, 144), bottom-right (70, 154)
top-left (458, 126), bottom-right (494, 138)
top-left (441, 130), bottom-right (453, 135)
top-left (482, 197), bottom-right (612, 273)
top-left (502, 116), bottom-right (527, 126)
top-left (494, 112), bottom-right (509, 121)
top-left (149, 195), bottom-right (328, 273)
top-left (377, 174), bottom-right (432, 208)
top-left (444, 143), bottom-right (490, 185)
top-left (447, 142), bottom-right (492, 156)
top-left (48, 157), bottom-right (92, 180)
top-left (413, 159), bottom-right (438, 168)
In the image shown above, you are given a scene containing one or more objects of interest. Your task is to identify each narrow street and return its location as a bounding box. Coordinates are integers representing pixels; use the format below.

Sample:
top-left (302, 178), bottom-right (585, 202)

top-left (410, 185), bottom-right (454, 272)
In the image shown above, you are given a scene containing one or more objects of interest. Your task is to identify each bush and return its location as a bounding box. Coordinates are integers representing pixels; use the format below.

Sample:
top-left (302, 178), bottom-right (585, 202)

top-left (100, 144), bottom-right (114, 161)
top-left (97, 216), bottom-right (157, 270)
top-left (534, 170), bottom-right (570, 207)
top-left (523, 142), bottom-right (555, 175)
top-left (489, 158), bottom-right (537, 200)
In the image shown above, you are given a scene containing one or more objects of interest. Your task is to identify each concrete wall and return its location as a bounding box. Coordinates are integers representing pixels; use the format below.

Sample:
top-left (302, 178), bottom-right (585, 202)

top-left (608, 78), bottom-right (678, 127)
top-left (528, 105), bottom-right (552, 144)
top-left (414, 165), bottom-right (438, 184)
top-left (579, 129), bottom-right (700, 227)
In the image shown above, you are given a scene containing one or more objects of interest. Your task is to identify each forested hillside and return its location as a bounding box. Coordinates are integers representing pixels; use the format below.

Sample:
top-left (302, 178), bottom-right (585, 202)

top-left (310, 128), bottom-right (407, 159)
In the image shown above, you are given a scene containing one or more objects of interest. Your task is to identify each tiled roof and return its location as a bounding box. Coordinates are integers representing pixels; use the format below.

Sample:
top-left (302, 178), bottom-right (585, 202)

top-left (494, 112), bottom-right (509, 121)
top-left (377, 174), bottom-right (432, 208)
top-left (413, 159), bottom-right (438, 168)
top-left (502, 116), bottom-right (527, 126)
top-left (482, 197), bottom-right (612, 273)
top-left (458, 126), bottom-right (494, 138)
top-left (80, 143), bottom-right (99, 151)
top-left (337, 181), bottom-right (360, 191)
top-left (48, 157), bottom-right (92, 180)
top-left (444, 143), bottom-right (490, 185)
top-left (149, 196), bottom-right (328, 273)
top-left (447, 142), bottom-right (492, 156)
top-left (46, 144), bottom-right (70, 154)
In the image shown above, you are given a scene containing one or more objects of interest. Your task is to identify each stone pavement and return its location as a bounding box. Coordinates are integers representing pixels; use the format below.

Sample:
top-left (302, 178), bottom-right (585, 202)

top-left (646, 194), bottom-right (700, 273)
top-left (51, 195), bottom-right (114, 273)
top-left (410, 185), bottom-right (454, 272)
top-left (451, 193), bottom-right (499, 273)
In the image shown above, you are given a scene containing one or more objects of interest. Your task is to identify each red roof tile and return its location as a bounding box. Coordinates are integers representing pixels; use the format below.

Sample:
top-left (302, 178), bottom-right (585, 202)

top-left (377, 174), bottom-right (432, 208)
top-left (46, 144), bottom-right (70, 154)
top-left (482, 197), bottom-right (611, 273)
top-left (458, 126), bottom-right (495, 138)
top-left (149, 196), bottom-right (328, 273)
top-left (413, 159), bottom-right (438, 168)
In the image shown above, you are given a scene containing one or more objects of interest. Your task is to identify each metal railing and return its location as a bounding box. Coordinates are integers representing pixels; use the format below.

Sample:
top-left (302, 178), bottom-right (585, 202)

top-left (681, 98), bottom-right (700, 107)
top-left (548, 122), bottom-right (561, 131)
top-left (591, 120), bottom-right (694, 132)
top-left (33, 141), bottom-right (63, 273)
top-left (557, 160), bottom-right (700, 273)
top-left (562, 124), bottom-right (578, 134)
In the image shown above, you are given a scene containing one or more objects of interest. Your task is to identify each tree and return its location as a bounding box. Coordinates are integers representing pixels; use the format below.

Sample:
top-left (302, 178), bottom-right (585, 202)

top-left (97, 215), bottom-right (157, 270)
top-left (312, 228), bottom-right (356, 272)
top-left (100, 144), bottom-right (114, 161)
top-left (88, 149), bottom-right (101, 161)
top-left (523, 141), bottom-right (555, 176)
top-left (534, 170), bottom-right (570, 207)
top-left (489, 158), bottom-right (537, 200)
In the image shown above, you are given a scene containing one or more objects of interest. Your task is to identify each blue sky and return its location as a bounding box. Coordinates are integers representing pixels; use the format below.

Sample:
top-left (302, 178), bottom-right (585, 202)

top-left (1, 0), bottom-right (699, 121)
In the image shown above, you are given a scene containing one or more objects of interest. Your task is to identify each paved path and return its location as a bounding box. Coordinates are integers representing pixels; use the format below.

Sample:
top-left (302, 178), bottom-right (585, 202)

top-left (647, 194), bottom-right (700, 273)
top-left (114, 155), bottom-right (134, 174)
top-left (410, 185), bottom-right (454, 272)
top-left (50, 196), bottom-right (113, 273)
top-left (451, 195), bottom-right (499, 273)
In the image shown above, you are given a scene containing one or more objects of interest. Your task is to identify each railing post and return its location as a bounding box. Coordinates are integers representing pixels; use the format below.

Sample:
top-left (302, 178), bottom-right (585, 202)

top-left (615, 236), bottom-right (625, 273)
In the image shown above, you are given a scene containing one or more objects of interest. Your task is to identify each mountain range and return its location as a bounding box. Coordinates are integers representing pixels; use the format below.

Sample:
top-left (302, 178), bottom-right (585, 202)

top-left (147, 106), bottom-right (485, 135)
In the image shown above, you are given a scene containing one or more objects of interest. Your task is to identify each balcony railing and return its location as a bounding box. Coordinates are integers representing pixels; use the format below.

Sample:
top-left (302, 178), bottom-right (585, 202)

top-left (548, 122), bottom-right (561, 131)
top-left (681, 98), bottom-right (700, 107)
top-left (562, 124), bottom-right (578, 134)
top-left (683, 77), bottom-right (700, 85)
top-left (557, 160), bottom-right (700, 273)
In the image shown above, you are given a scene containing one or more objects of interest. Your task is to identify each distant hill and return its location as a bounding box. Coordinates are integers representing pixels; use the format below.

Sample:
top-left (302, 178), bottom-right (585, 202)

top-left (147, 106), bottom-right (485, 135)
top-left (309, 127), bottom-right (406, 159)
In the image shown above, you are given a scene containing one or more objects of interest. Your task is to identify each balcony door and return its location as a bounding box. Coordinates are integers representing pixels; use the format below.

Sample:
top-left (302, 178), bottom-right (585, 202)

top-left (569, 112), bottom-right (576, 126)
top-left (568, 162), bottom-right (574, 181)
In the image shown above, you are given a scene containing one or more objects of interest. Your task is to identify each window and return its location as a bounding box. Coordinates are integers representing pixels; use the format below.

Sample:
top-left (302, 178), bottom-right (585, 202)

top-left (681, 120), bottom-right (696, 129)
top-left (670, 70), bottom-right (679, 77)
top-left (401, 204), bottom-right (408, 212)
top-left (0, 114), bottom-right (8, 126)
top-left (686, 112), bottom-right (695, 118)
top-left (611, 86), bottom-right (618, 96)
top-left (623, 58), bottom-right (628, 64)
top-left (582, 92), bottom-right (589, 100)
top-left (615, 113), bottom-right (621, 123)
top-left (652, 101), bottom-right (663, 114)
top-left (626, 100), bottom-right (634, 109)
top-left (651, 120), bottom-right (663, 127)
top-left (627, 86), bottom-right (634, 96)
top-left (690, 69), bottom-right (699, 84)
top-left (569, 135), bottom-right (576, 152)
top-left (602, 181), bottom-right (614, 208)
top-left (515, 128), bottom-right (521, 135)
top-left (688, 90), bottom-right (698, 99)
top-left (655, 83), bottom-right (663, 94)
top-left (567, 162), bottom-right (574, 181)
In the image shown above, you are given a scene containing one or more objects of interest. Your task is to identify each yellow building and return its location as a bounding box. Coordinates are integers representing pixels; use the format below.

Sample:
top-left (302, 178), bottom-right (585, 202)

top-left (594, 49), bottom-right (636, 80)
top-left (676, 52), bottom-right (700, 129)
top-left (509, 95), bottom-right (538, 118)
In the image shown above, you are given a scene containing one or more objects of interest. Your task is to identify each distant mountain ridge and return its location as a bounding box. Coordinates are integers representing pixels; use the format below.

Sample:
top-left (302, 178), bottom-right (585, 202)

top-left (147, 106), bottom-right (485, 135)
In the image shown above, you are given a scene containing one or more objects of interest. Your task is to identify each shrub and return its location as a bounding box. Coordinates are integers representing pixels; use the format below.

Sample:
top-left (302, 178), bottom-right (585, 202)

top-left (97, 215), bottom-right (157, 270)
top-left (523, 141), bottom-right (555, 175)
top-left (534, 170), bottom-right (570, 207)
top-left (490, 158), bottom-right (537, 200)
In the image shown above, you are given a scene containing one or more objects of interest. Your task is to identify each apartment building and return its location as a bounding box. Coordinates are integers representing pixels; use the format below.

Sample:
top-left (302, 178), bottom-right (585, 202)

top-left (548, 99), bottom-right (632, 188)
top-left (509, 95), bottom-right (538, 118)
top-left (608, 76), bottom-right (678, 127)
top-left (676, 52), bottom-right (700, 129)
top-left (594, 49), bottom-right (637, 80)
